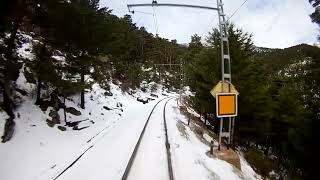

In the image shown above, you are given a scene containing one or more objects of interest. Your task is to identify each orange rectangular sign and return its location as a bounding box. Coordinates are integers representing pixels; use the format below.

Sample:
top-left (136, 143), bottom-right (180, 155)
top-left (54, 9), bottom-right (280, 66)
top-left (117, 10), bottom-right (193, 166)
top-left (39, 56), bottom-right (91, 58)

top-left (216, 93), bottom-right (237, 118)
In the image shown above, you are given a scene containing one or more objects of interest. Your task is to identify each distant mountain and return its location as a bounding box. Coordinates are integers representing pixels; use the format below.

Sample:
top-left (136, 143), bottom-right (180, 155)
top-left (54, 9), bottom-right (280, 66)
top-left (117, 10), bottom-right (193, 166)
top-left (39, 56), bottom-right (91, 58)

top-left (254, 46), bottom-right (279, 55)
top-left (254, 44), bottom-right (320, 71)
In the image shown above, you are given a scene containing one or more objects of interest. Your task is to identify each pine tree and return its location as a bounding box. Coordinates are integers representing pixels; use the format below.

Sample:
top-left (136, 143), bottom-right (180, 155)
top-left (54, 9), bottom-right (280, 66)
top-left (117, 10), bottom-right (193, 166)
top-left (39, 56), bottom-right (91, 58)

top-left (310, 0), bottom-right (320, 24)
top-left (51, 0), bottom-right (113, 109)
top-left (309, 0), bottom-right (320, 40)
top-left (0, 0), bottom-right (32, 119)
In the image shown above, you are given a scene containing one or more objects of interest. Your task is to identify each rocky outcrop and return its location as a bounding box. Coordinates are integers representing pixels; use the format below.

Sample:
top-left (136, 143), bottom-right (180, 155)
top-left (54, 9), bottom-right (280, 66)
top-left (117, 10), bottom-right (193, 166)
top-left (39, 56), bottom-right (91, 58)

top-left (1, 118), bottom-right (15, 143)
top-left (66, 107), bottom-right (81, 116)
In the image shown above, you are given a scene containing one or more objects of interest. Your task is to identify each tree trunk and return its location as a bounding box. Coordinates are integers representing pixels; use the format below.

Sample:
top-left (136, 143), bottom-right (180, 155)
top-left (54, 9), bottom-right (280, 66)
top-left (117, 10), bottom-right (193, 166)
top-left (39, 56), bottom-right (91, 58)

top-left (80, 71), bottom-right (85, 109)
top-left (1, 18), bottom-right (20, 120)
top-left (35, 79), bottom-right (42, 104)
top-left (64, 96), bottom-right (67, 126)
top-left (35, 41), bottom-right (47, 105)
top-left (1, 82), bottom-right (15, 119)
top-left (5, 20), bottom-right (19, 60)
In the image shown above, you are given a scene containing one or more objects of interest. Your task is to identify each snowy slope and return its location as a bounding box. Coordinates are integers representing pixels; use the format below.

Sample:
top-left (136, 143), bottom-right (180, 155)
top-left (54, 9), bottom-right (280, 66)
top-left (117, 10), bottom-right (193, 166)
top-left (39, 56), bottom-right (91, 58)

top-left (0, 69), bottom-right (171, 180)
top-left (0, 81), bottom-right (261, 180)
top-left (165, 100), bottom-right (261, 180)
top-left (0, 111), bottom-right (9, 137)
top-left (0, 33), bottom-right (261, 180)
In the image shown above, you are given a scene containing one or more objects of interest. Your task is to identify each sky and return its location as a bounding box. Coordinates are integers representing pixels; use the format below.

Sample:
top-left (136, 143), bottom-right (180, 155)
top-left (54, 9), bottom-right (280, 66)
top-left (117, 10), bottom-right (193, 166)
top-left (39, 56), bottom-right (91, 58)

top-left (99, 0), bottom-right (319, 48)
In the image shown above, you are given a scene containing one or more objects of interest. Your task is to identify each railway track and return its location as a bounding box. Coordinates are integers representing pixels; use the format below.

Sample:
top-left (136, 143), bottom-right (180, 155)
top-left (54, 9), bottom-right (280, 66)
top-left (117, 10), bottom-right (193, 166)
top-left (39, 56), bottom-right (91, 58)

top-left (121, 97), bottom-right (175, 180)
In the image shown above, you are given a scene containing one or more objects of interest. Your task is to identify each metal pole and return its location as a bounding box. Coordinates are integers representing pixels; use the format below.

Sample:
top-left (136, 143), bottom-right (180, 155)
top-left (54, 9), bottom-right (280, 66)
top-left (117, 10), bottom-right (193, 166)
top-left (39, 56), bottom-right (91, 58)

top-left (217, 0), bottom-right (232, 150)
top-left (219, 117), bottom-right (223, 150)
top-left (218, 0), bottom-right (224, 151)
top-left (179, 59), bottom-right (182, 104)
top-left (128, 3), bottom-right (218, 11)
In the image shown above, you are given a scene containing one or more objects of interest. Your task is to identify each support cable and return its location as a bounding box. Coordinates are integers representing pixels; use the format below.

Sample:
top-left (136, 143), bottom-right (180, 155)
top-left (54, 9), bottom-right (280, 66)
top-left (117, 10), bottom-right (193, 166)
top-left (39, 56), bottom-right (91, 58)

top-left (227, 0), bottom-right (249, 21)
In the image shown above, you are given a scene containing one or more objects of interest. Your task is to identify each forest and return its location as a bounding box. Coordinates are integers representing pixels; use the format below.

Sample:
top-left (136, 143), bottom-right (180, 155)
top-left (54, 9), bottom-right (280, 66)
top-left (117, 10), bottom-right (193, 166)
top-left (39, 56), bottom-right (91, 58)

top-left (1, 0), bottom-right (319, 179)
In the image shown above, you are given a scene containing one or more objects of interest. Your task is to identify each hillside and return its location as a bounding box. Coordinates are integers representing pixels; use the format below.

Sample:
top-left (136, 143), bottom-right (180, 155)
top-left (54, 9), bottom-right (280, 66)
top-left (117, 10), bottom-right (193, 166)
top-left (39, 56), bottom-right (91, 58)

top-left (254, 44), bottom-right (320, 71)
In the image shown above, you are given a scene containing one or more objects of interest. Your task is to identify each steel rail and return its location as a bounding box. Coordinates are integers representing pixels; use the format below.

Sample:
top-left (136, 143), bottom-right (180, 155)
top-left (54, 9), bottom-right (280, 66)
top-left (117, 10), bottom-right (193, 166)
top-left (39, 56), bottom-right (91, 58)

top-left (121, 97), bottom-right (173, 180)
top-left (163, 98), bottom-right (175, 180)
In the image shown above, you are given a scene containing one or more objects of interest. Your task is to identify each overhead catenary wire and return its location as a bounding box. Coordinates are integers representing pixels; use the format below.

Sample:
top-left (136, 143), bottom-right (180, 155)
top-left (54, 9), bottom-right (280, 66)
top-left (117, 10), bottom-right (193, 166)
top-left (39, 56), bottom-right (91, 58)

top-left (206, 16), bottom-right (217, 33)
top-left (227, 0), bottom-right (249, 21)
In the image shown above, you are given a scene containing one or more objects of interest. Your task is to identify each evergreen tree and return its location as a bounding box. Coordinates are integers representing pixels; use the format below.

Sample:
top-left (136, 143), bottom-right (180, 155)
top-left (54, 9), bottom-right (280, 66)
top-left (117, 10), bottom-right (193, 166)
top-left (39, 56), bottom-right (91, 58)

top-left (53, 0), bottom-right (113, 108)
top-left (310, 0), bottom-right (320, 24)
top-left (0, 0), bottom-right (33, 118)
top-left (309, 0), bottom-right (320, 40)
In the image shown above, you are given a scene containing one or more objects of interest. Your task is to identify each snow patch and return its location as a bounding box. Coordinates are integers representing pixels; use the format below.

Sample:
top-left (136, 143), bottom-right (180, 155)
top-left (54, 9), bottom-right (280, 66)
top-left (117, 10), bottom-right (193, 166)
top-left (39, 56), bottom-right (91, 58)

top-left (0, 111), bottom-right (9, 137)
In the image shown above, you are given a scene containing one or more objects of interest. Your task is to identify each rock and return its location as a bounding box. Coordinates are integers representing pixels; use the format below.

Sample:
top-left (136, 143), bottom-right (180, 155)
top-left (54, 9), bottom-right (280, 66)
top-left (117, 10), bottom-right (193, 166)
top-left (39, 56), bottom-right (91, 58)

top-left (137, 97), bottom-right (148, 104)
top-left (128, 89), bottom-right (136, 96)
top-left (141, 87), bottom-right (147, 92)
top-left (46, 119), bottom-right (55, 127)
top-left (50, 89), bottom-right (60, 111)
top-left (15, 88), bottom-right (28, 96)
top-left (57, 126), bottom-right (66, 131)
top-left (38, 100), bottom-right (51, 111)
top-left (103, 106), bottom-right (112, 110)
top-left (72, 126), bottom-right (89, 131)
top-left (1, 118), bottom-right (15, 143)
top-left (66, 121), bottom-right (81, 127)
top-left (49, 110), bottom-right (60, 125)
top-left (104, 91), bottom-right (113, 96)
top-left (66, 107), bottom-right (81, 116)
top-left (150, 93), bottom-right (159, 98)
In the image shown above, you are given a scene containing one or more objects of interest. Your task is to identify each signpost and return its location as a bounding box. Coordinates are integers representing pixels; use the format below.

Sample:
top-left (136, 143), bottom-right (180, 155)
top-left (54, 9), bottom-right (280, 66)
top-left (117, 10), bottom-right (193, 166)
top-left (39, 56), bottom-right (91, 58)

top-left (211, 81), bottom-right (238, 150)
top-left (216, 93), bottom-right (237, 118)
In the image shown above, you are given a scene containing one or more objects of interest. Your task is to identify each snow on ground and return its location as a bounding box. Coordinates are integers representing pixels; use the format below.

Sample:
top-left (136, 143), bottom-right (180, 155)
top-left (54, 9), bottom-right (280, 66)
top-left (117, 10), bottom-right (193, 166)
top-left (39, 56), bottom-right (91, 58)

top-left (0, 71), bottom-right (171, 180)
top-left (17, 32), bottom-right (34, 60)
top-left (0, 111), bottom-right (9, 137)
top-left (238, 154), bottom-right (262, 180)
top-left (166, 99), bottom-right (261, 180)
top-left (0, 31), bottom-right (261, 180)
top-left (0, 84), bottom-right (260, 180)
top-left (1, 41), bottom-right (260, 179)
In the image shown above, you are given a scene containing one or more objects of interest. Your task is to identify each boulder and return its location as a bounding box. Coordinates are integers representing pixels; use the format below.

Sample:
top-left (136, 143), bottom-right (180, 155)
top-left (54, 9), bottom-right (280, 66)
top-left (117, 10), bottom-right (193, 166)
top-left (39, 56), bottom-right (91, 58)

top-left (103, 106), bottom-right (112, 110)
top-left (46, 119), bottom-right (55, 127)
top-left (66, 107), bottom-right (81, 116)
top-left (150, 93), bottom-right (159, 98)
top-left (57, 126), bottom-right (67, 131)
top-left (1, 118), bottom-right (15, 143)
top-left (137, 97), bottom-right (148, 104)
top-left (49, 109), bottom-right (60, 125)
top-left (104, 91), bottom-right (113, 96)
top-left (72, 126), bottom-right (89, 131)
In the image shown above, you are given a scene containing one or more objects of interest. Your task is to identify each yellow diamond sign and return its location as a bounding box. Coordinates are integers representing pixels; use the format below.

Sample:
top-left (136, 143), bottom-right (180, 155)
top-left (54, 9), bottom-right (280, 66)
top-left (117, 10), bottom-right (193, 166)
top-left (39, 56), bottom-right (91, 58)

top-left (210, 81), bottom-right (239, 98)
